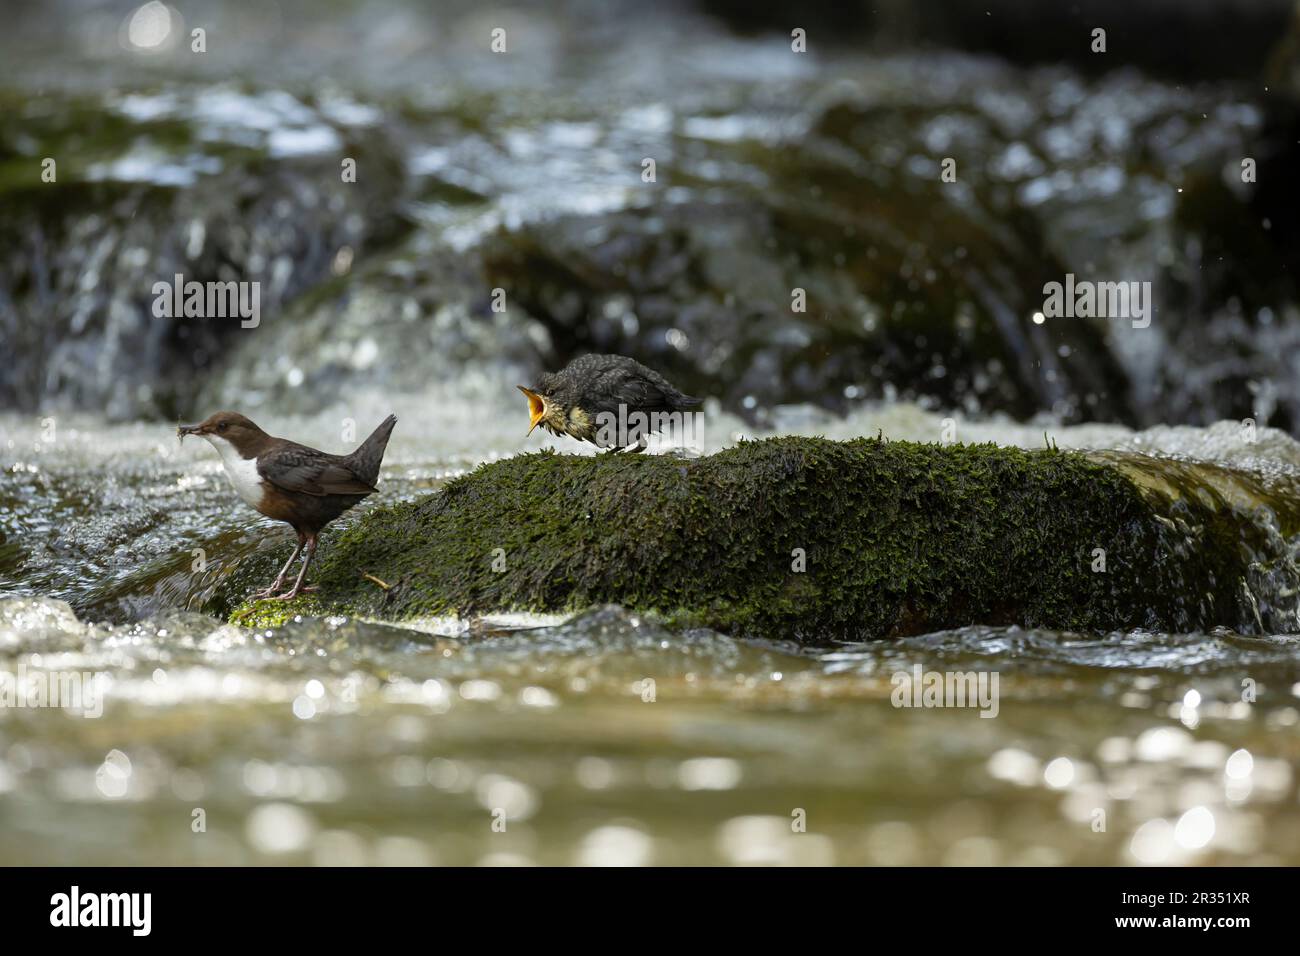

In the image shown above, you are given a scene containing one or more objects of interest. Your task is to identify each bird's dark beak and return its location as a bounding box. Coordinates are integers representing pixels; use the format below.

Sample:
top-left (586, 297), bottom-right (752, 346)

top-left (177, 423), bottom-right (202, 441)
top-left (517, 386), bottom-right (545, 436)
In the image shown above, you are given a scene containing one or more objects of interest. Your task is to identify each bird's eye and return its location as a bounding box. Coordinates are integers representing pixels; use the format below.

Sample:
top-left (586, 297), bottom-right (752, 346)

top-left (217, 422), bottom-right (228, 432)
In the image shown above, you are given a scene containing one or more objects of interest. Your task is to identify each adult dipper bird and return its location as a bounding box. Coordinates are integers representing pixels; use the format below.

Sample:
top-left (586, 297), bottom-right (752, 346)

top-left (517, 354), bottom-right (701, 452)
top-left (178, 411), bottom-right (397, 600)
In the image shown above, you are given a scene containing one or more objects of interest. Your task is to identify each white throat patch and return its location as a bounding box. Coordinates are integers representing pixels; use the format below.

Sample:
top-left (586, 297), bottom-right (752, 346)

top-left (204, 435), bottom-right (263, 510)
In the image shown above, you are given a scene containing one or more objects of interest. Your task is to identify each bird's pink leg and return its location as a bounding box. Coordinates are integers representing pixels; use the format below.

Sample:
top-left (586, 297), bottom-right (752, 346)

top-left (253, 532), bottom-right (305, 599)
top-left (274, 534), bottom-right (320, 600)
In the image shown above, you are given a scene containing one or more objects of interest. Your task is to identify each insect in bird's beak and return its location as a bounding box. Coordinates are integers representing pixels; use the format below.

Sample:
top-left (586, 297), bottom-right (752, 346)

top-left (177, 423), bottom-right (201, 442)
top-left (517, 386), bottom-right (545, 436)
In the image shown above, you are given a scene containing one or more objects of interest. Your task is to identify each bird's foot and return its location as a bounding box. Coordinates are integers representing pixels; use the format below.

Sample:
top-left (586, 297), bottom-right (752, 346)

top-left (251, 581), bottom-right (287, 600)
top-left (271, 585), bottom-right (319, 601)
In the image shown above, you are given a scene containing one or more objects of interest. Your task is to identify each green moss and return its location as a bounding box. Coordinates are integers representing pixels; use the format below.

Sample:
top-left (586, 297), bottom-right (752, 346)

top-left (228, 594), bottom-right (336, 629)
top-left (221, 437), bottom-right (1297, 642)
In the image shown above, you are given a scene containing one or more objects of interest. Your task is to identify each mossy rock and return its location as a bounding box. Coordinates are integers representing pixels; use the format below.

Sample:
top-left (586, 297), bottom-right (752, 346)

top-left (222, 436), bottom-right (1300, 642)
top-left (227, 594), bottom-right (337, 629)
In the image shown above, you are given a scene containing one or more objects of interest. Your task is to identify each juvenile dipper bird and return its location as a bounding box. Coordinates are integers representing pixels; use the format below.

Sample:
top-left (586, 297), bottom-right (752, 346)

top-left (517, 354), bottom-right (701, 452)
top-left (178, 411), bottom-right (397, 600)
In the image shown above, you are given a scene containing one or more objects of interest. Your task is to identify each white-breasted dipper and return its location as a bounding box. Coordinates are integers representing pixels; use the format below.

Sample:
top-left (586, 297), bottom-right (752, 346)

top-left (178, 411), bottom-right (397, 600)
top-left (517, 354), bottom-right (700, 452)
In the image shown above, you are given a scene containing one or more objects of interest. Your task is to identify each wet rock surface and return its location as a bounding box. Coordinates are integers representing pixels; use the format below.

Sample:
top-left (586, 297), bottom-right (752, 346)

top-left (220, 437), bottom-right (1300, 642)
top-left (0, 87), bottom-right (411, 419)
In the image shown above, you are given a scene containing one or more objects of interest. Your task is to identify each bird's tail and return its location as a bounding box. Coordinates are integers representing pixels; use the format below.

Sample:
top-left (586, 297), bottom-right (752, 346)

top-left (351, 414), bottom-right (397, 487)
top-left (675, 393), bottom-right (703, 409)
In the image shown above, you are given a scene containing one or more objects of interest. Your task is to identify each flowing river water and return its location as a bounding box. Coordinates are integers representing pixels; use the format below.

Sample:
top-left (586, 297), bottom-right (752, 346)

top-left (3, 0), bottom-right (1300, 865)
top-left (3, 401), bottom-right (1299, 865)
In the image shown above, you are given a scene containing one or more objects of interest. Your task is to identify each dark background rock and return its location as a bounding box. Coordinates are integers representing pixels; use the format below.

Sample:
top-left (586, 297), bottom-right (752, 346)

top-left (0, 88), bottom-right (411, 418)
top-left (2, 0), bottom-right (1300, 430)
top-left (699, 0), bottom-right (1295, 80)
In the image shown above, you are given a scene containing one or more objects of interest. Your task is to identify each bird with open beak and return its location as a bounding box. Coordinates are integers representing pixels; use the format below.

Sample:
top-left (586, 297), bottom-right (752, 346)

top-left (178, 411), bottom-right (397, 600)
top-left (518, 354), bottom-right (701, 452)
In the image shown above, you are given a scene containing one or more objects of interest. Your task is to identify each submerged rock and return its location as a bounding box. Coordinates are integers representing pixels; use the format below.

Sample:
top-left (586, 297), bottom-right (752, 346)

top-left (221, 437), bottom-right (1300, 642)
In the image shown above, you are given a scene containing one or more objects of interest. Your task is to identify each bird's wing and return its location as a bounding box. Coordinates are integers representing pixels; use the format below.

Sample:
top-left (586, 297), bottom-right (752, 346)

top-left (589, 365), bottom-right (680, 414)
top-left (257, 444), bottom-right (378, 497)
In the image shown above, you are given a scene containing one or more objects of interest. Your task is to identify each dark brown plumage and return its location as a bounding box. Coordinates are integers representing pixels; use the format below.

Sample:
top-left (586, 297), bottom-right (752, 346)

top-left (517, 354), bottom-right (700, 451)
top-left (178, 411), bottom-right (397, 599)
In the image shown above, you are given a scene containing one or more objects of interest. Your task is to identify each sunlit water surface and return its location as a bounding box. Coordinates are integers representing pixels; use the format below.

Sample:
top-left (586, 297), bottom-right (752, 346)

top-left (2, 401), bottom-right (1299, 865)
